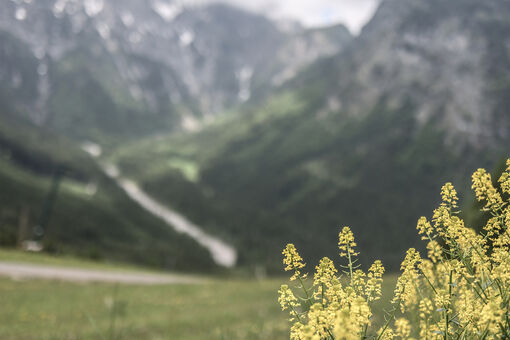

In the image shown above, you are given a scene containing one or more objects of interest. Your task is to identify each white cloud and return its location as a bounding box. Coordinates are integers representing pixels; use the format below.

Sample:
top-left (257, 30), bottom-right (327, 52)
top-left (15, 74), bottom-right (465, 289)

top-left (180, 0), bottom-right (380, 34)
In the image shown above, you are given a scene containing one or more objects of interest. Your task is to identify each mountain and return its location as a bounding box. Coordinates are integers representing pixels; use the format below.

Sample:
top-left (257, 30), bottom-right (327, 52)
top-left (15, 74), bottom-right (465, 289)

top-left (0, 0), bottom-right (351, 142)
top-left (2, 0), bottom-right (509, 272)
top-left (0, 105), bottom-right (216, 271)
top-left (111, 0), bottom-right (510, 271)
top-left (288, 0), bottom-right (510, 148)
top-left (0, 1), bottom-right (354, 270)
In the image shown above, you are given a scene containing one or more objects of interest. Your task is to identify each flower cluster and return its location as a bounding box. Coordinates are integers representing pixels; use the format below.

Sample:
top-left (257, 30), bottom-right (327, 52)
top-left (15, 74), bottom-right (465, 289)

top-left (279, 226), bottom-right (384, 340)
top-left (283, 243), bottom-right (307, 281)
top-left (279, 159), bottom-right (510, 339)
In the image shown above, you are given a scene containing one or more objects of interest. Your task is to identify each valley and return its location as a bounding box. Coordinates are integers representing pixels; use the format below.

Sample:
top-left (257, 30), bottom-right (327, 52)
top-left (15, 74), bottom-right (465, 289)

top-left (0, 0), bottom-right (508, 273)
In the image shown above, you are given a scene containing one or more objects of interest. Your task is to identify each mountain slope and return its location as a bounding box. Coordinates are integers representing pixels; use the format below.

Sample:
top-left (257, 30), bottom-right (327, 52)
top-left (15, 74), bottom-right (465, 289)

top-left (0, 1), bottom-right (354, 271)
top-left (287, 0), bottom-right (510, 147)
top-left (0, 0), bottom-right (352, 142)
top-left (111, 0), bottom-right (510, 271)
top-left (0, 109), bottom-right (216, 271)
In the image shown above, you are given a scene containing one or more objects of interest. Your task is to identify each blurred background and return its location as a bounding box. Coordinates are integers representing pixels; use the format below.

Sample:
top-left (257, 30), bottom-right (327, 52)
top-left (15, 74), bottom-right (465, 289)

top-left (0, 0), bottom-right (508, 338)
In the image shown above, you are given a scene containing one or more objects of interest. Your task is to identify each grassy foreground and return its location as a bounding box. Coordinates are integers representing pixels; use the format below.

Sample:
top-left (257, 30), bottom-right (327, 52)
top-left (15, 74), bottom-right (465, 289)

top-left (0, 277), bottom-right (397, 340)
top-left (0, 277), bottom-right (291, 340)
top-left (0, 250), bottom-right (397, 339)
top-left (0, 249), bottom-right (285, 339)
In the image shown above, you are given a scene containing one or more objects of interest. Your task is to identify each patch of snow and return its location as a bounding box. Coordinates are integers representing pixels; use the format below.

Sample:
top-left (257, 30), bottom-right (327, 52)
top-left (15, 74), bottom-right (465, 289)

top-left (84, 0), bottom-right (104, 17)
top-left (37, 64), bottom-right (48, 76)
top-left (81, 141), bottom-right (102, 157)
top-left (237, 66), bottom-right (253, 102)
top-left (179, 30), bottom-right (194, 46)
top-left (121, 11), bottom-right (135, 27)
top-left (96, 22), bottom-right (110, 39)
top-left (117, 177), bottom-right (237, 267)
top-left (103, 163), bottom-right (120, 178)
top-left (53, 0), bottom-right (68, 16)
top-left (15, 7), bottom-right (27, 21)
top-left (181, 115), bottom-right (201, 132)
top-left (34, 47), bottom-right (45, 60)
top-left (152, 1), bottom-right (182, 22)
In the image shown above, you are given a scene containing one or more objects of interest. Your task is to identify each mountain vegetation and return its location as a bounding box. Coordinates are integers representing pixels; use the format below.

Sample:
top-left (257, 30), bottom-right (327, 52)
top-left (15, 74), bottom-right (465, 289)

top-left (0, 109), bottom-right (215, 271)
top-left (111, 0), bottom-right (509, 271)
top-left (0, 0), bottom-right (508, 272)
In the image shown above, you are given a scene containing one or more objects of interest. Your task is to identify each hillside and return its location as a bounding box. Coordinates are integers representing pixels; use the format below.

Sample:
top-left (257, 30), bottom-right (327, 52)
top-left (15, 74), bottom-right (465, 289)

top-left (0, 1), bottom-right (357, 272)
top-left (111, 0), bottom-right (510, 271)
top-left (0, 109), bottom-right (216, 271)
top-left (0, 0), bottom-right (351, 143)
top-left (1, 0), bottom-right (509, 272)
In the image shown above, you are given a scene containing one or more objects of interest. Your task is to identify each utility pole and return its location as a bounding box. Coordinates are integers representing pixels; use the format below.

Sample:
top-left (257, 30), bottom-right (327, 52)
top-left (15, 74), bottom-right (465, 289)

top-left (33, 167), bottom-right (63, 242)
top-left (17, 205), bottom-right (30, 247)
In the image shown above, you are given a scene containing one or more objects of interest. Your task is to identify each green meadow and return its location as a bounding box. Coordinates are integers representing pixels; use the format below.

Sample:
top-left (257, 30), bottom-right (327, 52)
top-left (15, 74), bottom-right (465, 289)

top-left (0, 250), bottom-right (397, 340)
top-left (0, 277), bottom-right (287, 340)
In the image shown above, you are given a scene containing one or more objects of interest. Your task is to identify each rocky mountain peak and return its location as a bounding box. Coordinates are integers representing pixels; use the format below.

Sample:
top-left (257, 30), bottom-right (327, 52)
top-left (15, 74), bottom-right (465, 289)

top-left (0, 0), bottom-right (352, 140)
top-left (301, 0), bottom-right (510, 148)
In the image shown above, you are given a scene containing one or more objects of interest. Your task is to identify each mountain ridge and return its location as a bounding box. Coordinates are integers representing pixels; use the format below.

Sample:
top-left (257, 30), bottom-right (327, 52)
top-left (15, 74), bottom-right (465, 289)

top-left (1, 0), bottom-right (509, 271)
top-left (0, 0), bottom-right (352, 142)
top-left (110, 0), bottom-right (509, 271)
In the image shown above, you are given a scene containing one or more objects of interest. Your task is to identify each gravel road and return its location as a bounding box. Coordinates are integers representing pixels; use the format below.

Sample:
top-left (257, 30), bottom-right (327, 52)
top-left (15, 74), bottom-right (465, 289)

top-left (0, 261), bottom-right (202, 285)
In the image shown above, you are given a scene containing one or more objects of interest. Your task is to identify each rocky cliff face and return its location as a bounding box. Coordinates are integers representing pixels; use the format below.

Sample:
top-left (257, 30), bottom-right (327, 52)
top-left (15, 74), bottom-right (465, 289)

top-left (0, 0), bottom-right (352, 139)
top-left (292, 0), bottom-right (510, 149)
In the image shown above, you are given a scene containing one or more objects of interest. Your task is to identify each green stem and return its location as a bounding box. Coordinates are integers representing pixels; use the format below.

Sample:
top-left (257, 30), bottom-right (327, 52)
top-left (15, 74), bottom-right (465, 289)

top-left (444, 270), bottom-right (453, 340)
top-left (376, 305), bottom-right (398, 340)
top-left (325, 327), bottom-right (335, 340)
top-left (498, 322), bottom-right (510, 339)
top-left (289, 304), bottom-right (303, 323)
top-left (347, 245), bottom-right (354, 282)
top-left (419, 268), bottom-right (438, 295)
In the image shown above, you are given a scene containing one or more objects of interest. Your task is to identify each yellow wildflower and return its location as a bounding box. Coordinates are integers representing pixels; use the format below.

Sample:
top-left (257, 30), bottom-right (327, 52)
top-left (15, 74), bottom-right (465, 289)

top-left (395, 318), bottom-right (411, 338)
top-left (498, 159), bottom-right (510, 195)
top-left (417, 216), bottom-right (434, 240)
top-left (338, 226), bottom-right (358, 258)
top-left (441, 182), bottom-right (458, 208)
top-left (472, 168), bottom-right (504, 212)
top-left (365, 260), bottom-right (384, 302)
top-left (313, 257), bottom-right (337, 302)
top-left (282, 243), bottom-right (306, 281)
top-left (393, 248), bottom-right (421, 312)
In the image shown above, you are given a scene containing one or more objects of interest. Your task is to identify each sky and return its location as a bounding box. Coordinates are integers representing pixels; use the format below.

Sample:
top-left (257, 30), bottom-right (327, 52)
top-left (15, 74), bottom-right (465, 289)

top-left (180, 0), bottom-right (381, 34)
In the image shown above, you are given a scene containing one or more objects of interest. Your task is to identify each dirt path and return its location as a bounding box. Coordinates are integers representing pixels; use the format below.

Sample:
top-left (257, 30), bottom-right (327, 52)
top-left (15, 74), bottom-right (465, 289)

top-left (116, 177), bottom-right (237, 268)
top-left (0, 261), bottom-right (202, 285)
top-left (82, 142), bottom-right (237, 268)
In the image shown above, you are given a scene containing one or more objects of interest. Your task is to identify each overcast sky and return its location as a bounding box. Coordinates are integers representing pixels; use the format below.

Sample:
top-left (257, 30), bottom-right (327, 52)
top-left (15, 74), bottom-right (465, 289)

top-left (181, 0), bottom-right (381, 34)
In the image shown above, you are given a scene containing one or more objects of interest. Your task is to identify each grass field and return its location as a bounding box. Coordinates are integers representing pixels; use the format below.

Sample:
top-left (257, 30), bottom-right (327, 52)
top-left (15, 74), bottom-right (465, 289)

top-left (0, 277), bottom-right (289, 340)
top-left (0, 250), bottom-right (398, 340)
